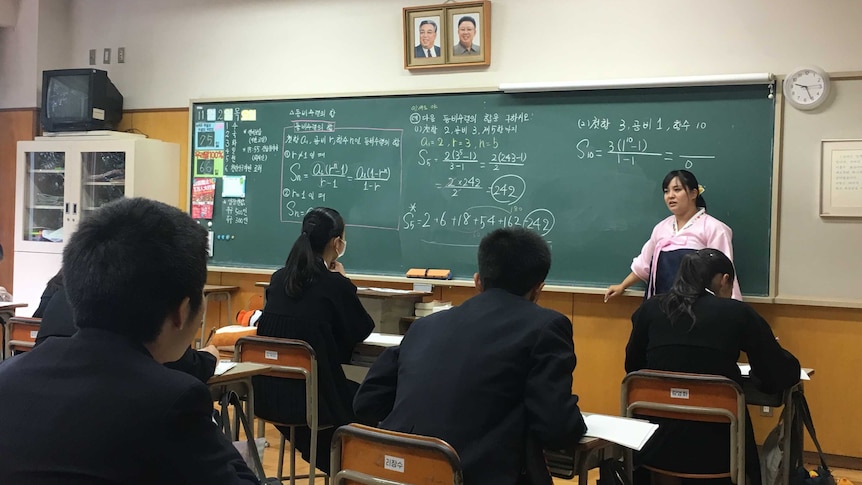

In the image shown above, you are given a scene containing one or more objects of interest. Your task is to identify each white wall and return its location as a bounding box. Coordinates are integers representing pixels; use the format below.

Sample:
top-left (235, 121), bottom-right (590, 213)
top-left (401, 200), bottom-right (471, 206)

top-left (61, 0), bottom-right (862, 109)
top-left (0, 0), bottom-right (20, 27)
top-left (0, 0), bottom-right (38, 108)
top-left (36, 0), bottom-right (72, 102)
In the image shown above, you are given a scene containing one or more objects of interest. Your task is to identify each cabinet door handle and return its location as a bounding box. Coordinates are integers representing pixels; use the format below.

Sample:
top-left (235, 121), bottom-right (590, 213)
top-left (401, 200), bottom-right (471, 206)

top-left (65, 202), bottom-right (69, 214)
top-left (72, 203), bottom-right (77, 215)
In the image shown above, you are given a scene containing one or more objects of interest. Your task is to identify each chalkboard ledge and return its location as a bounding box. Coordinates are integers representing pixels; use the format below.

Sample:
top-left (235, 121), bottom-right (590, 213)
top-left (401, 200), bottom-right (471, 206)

top-left (773, 295), bottom-right (862, 309)
top-left (209, 266), bottom-right (278, 276)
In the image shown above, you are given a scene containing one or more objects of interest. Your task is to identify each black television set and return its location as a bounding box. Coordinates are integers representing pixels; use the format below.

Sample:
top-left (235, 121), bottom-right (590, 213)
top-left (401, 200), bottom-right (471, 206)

top-left (40, 68), bottom-right (124, 132)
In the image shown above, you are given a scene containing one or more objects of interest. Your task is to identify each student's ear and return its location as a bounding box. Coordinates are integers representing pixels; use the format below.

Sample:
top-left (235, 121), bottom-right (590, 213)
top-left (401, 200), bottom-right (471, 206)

top-left (172, 297), bottom-right (198, 330)
top-left (528, 282), bottom-right (545, 303)
top-left (473, 273), bottom-right (484, 292)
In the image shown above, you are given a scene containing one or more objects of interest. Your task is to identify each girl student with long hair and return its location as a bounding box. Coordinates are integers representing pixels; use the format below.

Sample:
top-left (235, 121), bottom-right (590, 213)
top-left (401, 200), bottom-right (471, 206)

top-left (625, 249), bottom-right (799, 485)
top-left (254, 207), bottom-right (375, 475)
top-left (605, 169), bottom-right (742, 301)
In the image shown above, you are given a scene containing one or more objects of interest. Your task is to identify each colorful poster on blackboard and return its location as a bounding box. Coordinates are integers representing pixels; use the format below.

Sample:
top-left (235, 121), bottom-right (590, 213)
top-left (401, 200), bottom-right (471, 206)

top-left (195, 122), bottom-right (225, 149)
top-left (194, 150), bottom-right (224, 177)
top-left (191, 177), bottom-right (215, 219)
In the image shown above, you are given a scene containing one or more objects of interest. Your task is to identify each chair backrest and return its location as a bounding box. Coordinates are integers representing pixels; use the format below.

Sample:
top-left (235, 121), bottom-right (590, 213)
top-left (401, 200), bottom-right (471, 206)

top-left (621, 370), bottom-right (746, 483)
top-left (6, 316), bottom-right (41, 353)
top-left (234, 335), bottom-right (318, 428)
top-left (331, 423), bottom-right (463, 485)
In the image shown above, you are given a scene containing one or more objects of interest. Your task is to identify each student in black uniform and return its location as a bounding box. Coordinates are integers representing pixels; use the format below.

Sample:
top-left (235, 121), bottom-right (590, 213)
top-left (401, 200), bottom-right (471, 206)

top-left (625, 248), bottom-right (800, 485)
top-left (254, 207), bottom-right (375, 475)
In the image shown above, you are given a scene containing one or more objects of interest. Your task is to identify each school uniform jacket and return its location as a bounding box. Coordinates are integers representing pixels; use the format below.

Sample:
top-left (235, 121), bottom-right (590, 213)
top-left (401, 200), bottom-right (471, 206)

top-left (626, 293), bottom-right (800, 481)
top-left (254, 262), bottom-right (375, 427)
top-left (0, 328), bottom-right (257, 485)
top-left (353, 288), bottom-right (587, 485)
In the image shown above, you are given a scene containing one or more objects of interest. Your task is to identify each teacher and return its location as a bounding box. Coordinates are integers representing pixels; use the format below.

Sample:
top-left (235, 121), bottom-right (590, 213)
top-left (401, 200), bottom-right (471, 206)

top-left (604, 169), bottom-right (742, 301)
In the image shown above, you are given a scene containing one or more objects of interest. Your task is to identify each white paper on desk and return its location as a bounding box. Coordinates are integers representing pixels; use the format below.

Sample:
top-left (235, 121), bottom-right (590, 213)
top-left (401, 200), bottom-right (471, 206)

top-left (357, 287), bottom-right (415, 294)
top-left (214, 361), bottom-right (237, 376)
top-left (583, 414), bottom-right (658, 451)
top-left (737, 363), bottom-right (809, 381)
top-left (363, 332), bottom-right (404, 347)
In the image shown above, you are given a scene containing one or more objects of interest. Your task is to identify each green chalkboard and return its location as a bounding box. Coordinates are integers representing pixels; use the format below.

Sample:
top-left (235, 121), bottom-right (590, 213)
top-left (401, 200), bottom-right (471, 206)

top-left (190, 85), bottom-right (774, 295)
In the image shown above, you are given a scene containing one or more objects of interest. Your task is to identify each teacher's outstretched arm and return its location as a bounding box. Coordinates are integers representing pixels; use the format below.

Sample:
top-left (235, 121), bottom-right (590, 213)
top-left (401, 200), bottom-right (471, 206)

top-left (605, 272), bottom-right (642, 302)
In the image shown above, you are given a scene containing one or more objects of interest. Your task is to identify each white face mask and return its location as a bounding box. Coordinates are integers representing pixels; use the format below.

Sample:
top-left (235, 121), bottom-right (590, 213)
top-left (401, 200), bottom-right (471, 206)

top-left (338, 238), bottom-right (347, 258)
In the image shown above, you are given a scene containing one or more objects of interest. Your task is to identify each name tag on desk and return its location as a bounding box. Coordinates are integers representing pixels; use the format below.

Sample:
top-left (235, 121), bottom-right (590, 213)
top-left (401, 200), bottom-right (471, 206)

top-left (670, 388), bottom-right (690, 399)
top-left (264, 350), bottom-right (278, 360)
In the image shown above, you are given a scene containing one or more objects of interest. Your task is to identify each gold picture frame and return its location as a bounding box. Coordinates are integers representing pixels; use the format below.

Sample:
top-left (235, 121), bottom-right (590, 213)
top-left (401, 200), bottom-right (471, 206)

top-left (403, 1), bottom-right (491, 70)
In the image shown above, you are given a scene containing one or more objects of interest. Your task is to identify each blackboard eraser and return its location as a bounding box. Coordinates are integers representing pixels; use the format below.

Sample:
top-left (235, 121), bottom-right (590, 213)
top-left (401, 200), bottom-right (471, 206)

top-left (406, 268), bottom-right (452, 280)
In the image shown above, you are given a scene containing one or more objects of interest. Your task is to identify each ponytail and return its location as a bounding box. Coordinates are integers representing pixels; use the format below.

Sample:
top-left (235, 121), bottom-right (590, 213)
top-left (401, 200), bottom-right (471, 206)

top-left (284, 232), bottom-right (318, 298)
top-left (283, 207), bottom-right (345, 298)
top-left (659, 248), bottom-right (735, 330)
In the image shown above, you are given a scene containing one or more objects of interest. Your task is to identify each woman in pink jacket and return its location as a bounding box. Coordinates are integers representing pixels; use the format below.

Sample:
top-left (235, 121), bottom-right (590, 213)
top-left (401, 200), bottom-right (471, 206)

top-left (605, 169), bottom-right (742, 301)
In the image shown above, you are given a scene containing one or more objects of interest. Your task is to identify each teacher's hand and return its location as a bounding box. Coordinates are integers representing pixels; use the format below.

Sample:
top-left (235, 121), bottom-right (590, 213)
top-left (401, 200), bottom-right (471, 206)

top-left (604, 284), bottom-right (625, 302)
top-left (329, 260), bottom-right (346, 276)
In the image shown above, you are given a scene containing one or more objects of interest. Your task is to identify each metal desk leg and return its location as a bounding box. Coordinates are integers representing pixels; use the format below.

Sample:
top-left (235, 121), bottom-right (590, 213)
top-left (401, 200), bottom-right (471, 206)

top-left (200, 291), bottom-right (233, 347)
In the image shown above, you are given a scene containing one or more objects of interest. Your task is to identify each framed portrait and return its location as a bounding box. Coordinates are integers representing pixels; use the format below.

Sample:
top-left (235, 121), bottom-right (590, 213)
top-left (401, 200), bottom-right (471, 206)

top-left (404, 8), bottom-right (445, 69)
top-left (403, 1), bottom-right (491, 70)
top-left (447, 2), bottom-right (490, 67)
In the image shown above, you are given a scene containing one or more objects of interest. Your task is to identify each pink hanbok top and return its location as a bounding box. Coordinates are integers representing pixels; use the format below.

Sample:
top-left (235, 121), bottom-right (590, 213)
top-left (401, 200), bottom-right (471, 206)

top-left (630, 209), bottom-right (742, 300)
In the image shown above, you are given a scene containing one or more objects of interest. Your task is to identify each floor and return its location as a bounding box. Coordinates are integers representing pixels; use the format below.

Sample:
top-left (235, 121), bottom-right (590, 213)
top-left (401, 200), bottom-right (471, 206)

top-left (245, 421), bottom-right (862, 484)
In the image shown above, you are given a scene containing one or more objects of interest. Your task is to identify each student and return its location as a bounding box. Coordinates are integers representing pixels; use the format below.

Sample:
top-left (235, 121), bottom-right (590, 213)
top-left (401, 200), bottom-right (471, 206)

top-left (34, 282), bottom-right (220, 383)
top-left (0, 198), bottom-right (258, 484)
top-left (32, 269), bottom-right (63, 318)
top-left (354, 227), bottom-right (587, 485)
top-left (254, 207), bottom-right (374, 475)
top-left (625, 248), bottom-right (799, 485)
top-left (605, 169), bottom-right (742, 301)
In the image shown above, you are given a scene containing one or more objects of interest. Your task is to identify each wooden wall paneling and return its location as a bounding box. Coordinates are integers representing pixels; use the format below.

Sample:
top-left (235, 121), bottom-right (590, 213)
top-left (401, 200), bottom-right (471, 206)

top-left (118, 109), bottom-right (189, 210)
top-left (0, 109), bottom-right (38, 292)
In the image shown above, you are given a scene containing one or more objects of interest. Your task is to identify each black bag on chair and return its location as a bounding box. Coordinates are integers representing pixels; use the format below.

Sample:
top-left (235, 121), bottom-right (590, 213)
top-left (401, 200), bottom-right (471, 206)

top-left (788, 390), bottom-right (835, 485)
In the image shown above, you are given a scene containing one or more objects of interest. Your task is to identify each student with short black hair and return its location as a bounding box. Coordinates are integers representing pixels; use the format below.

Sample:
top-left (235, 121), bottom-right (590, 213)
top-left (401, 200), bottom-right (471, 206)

top-left (255, 207), bottom-right (375, 475)
top-left (0, 197), bottom-right (258, 484)
top-left (626, 248), bottom-right (800, 485)
top-left (354, 227), bottom-right (587, 485)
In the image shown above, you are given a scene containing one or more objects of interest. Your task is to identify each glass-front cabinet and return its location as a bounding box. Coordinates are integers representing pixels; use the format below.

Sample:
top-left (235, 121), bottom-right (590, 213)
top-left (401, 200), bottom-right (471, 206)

top-left (21, 151), bottom-right (67, 245)
top-left (14, 134), bottom-right (179, 311)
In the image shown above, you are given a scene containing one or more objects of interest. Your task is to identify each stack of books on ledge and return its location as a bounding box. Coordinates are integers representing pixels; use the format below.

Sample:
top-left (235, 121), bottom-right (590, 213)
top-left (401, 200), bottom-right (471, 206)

top-left (414, 300), bottom-right (452, 317)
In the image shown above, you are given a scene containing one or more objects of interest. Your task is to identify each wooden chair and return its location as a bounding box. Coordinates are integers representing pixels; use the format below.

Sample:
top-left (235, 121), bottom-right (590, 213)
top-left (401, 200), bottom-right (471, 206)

top-left (330, 423), bottom-right (463, 485)
top-left (235, 336), bottom-right (326, 484)
top-left (621, 370), bottom-right (746, 484)
top-left (5, 316), bottom-right (41, 356)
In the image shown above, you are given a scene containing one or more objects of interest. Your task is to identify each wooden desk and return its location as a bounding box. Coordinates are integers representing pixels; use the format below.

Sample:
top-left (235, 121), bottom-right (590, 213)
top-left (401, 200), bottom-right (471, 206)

top-left (742, 366), bottom-right (815, 485)
top-left (355, 288), bottom-right (430, 334)
top-left (546, 436), bottom-right (625, 485)
top-left (255, 281), bottom-right (430, 334)
top-left (208, 362), bottom-right (271, 437)
top-left (0, 303), bottom-right (29, 361)
top-left (208, 361), bottom-right (271, 480)
top-left (201, 285), bottom-right (239, 347)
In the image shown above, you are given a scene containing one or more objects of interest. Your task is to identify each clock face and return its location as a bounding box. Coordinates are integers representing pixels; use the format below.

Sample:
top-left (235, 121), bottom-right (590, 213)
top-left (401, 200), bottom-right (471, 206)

top-left (784, 68), bottom-right (830, 110)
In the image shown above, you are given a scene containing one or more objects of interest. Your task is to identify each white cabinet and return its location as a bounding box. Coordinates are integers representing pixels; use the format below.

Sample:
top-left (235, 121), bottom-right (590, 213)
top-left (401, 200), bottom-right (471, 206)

top-left (13, 133), bottom-right (179, 313)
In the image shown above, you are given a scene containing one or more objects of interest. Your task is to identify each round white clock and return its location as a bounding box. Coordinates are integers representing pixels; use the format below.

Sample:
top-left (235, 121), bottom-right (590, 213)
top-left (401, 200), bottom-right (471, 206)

top-left (783, 66), bottom-right (831, 110)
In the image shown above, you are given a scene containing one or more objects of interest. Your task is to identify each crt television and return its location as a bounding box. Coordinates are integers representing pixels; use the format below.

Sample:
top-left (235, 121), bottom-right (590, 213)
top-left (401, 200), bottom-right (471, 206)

top-left (41, 68), bottom-right (124, 132)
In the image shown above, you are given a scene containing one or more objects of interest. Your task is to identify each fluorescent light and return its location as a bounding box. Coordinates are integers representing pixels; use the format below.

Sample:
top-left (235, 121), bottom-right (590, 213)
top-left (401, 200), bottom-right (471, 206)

top-left (499, 73), bottom-right (774, 93)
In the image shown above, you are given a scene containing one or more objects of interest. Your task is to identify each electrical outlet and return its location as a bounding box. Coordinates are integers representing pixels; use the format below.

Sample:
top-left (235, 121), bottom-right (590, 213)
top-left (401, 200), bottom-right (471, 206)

top-left (117, 47), bottom-right (125, 63)
top-left (103, 48), bottom-right (111, 64)
top-left (760, 405), bottom-right (773, 417)
top-left (89, 49), bottom-right (96, 65)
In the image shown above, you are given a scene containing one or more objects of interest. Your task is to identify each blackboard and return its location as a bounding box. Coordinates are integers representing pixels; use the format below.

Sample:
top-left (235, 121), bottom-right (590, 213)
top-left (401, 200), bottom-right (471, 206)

top-left (190, 85), bottom-right (775, 295)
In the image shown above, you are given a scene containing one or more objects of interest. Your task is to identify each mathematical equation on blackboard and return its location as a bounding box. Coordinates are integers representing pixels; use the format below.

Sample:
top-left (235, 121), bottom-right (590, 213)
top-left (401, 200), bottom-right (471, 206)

top-left (196, 104), bottom-right (723, 246)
